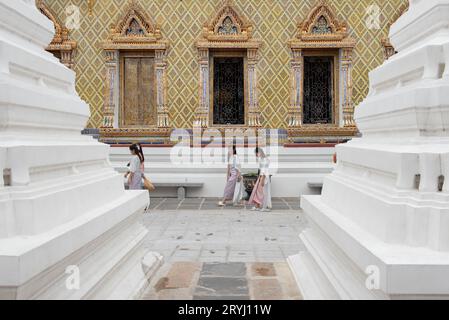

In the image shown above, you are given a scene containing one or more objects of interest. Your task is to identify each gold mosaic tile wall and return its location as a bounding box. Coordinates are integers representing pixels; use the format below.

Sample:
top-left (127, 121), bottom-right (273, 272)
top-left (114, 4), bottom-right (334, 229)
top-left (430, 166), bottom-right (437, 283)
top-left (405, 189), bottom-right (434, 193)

top-left (44, 0), bottom-right (407, 129)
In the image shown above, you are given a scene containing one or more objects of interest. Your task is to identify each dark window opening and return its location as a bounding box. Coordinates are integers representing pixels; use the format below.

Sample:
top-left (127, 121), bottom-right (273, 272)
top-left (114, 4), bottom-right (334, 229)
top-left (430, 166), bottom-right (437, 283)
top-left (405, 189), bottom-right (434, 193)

top-left (213, 57), bottom-right (245, 125)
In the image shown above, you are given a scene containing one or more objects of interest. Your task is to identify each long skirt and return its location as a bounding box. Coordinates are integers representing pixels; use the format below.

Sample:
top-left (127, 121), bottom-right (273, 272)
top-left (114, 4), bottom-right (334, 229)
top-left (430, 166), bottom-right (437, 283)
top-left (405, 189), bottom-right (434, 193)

top-left (233, 179), bottom-right (244, 205)
top-left (223, 168), bottom-right (238, 200)
top-left (129, 172), bottom-right (143, 190)
top-left (248, 175), bottom-right (272, 209)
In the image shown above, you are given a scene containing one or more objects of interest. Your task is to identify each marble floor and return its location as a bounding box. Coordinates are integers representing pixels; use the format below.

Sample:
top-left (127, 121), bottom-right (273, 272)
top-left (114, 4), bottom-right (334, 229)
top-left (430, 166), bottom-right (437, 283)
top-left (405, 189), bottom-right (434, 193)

top-left (141, 198), bottom-right (305, 300)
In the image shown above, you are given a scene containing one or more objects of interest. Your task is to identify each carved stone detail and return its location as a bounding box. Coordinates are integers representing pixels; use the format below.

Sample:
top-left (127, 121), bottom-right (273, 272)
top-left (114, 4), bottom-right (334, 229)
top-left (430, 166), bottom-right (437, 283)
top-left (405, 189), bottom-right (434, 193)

top-left (288, 0), bottom-right (356, 133)
top-left (195, 0), bottom-right (261, 129)
top-left (155, 49), bottom-right (170, 128)
top-left (341, 48), bottom-right (354, 127)
top-left (103, 50), bottom-right (119, 128)
top-left (101, 0), bottom-right (170, 133)
top-left (247, 48), bottom-right (260, 127)
top-left (288, 49), bottom-right (303, 127)
top-left (36, 0), bottom-right (77, 69)
top-left (103, 0), bottom-right (164, 48)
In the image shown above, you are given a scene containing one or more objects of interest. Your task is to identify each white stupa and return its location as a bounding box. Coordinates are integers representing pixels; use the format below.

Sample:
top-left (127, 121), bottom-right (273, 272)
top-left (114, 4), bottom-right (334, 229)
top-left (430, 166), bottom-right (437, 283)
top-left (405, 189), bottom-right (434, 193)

top-left (289, 0), bottom-right (449, 299)
top-left (0, 0), bottom-right (161, 299)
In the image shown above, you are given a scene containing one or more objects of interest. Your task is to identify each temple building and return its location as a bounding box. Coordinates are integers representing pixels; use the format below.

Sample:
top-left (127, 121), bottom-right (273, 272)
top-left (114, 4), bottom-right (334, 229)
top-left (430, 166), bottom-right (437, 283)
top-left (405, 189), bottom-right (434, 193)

top-left (38, 0), bottom-right (408, 145)
top-left (4, 0), bottom-right (449, 301)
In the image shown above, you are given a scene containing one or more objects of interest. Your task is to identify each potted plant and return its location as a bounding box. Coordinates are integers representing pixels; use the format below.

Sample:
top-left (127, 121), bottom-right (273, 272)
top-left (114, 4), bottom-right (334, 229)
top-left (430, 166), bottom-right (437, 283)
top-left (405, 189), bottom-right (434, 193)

top-left (242, 172), bottom-right (258, 200)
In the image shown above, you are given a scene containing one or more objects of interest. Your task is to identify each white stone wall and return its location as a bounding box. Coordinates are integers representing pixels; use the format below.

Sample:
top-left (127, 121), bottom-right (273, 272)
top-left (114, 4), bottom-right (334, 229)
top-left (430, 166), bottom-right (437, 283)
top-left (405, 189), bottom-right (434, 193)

top-left (109, 146), bottom-right (335, 198)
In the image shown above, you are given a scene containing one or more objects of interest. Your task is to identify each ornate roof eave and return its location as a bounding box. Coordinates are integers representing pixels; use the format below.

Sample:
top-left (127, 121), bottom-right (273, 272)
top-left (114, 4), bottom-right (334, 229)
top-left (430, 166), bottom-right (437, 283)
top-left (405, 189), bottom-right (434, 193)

top-left (47, 42), bottom-right (77, 51)
top-left (288, 37), bottom-right (356, 50)
top-left (102, 38), bottom-right (170, 50)
top-left (36, 0), bottom-right (77, 52)
top-left (202, 34), bottom-right (250, 42)
top-left (288, 125), bottom-right (358, 137)
top-left (99, 127), bottom-right (172, 138)
top-left (196, 39), bottom-right (261, 50)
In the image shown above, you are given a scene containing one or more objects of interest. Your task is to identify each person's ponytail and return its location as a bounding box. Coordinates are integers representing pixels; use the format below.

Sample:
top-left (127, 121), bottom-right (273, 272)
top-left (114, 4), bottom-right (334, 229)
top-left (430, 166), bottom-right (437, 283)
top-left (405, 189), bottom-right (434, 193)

top-left (129, 143), bottom-right (144, 163)
top-left (138, 143), bottom-right (145, 163)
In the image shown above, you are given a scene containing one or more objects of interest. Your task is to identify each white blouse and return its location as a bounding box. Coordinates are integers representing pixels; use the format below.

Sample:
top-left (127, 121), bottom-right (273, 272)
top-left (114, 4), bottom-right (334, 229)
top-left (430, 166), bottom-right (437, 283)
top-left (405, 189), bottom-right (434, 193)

top-left (259, 157), bottom-right (270, 177)
top-left (228, 154), bottom-right (241, 171)
top-left (129, 155), bottom-right (141, 173)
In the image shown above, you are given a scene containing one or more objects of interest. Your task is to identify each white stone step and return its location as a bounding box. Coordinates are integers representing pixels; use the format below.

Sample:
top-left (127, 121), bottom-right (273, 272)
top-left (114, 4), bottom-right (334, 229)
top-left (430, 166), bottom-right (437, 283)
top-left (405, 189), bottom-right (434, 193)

top-left (287, 252), bottom-right (339, 300)
top-left (97, 251), bottom-right (163, 300)
top-left (300, 227), bottom-right (388, 300)
top-left (302, 195), bottom-right (449, 296)
top-left (31, 215), bottom-right (160, 300)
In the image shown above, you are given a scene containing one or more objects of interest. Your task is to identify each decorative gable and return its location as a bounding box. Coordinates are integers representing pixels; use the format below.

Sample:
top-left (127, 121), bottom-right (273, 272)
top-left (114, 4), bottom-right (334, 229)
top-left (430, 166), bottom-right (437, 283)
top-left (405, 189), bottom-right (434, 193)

top-left (36, 0), bottom-right (77, 69)
top-left (198, 0), bottom-right (260, 49)
top-left (290, 0), bottom-right (355, 48)
top-left (311, 15), bottom-right (332, 34)
top-left (203, 0), bottom-right (253, 41)
top-left (103, 0), bottom-right (167, 50)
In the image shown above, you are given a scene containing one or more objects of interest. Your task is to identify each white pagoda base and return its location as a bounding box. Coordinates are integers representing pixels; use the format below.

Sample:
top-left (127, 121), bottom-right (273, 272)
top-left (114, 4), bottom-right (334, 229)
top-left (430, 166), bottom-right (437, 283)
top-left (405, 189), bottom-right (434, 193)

top-left (0, 0), bottom-right (161, 299)
top-left (289, 0), bottom-right (449, 299)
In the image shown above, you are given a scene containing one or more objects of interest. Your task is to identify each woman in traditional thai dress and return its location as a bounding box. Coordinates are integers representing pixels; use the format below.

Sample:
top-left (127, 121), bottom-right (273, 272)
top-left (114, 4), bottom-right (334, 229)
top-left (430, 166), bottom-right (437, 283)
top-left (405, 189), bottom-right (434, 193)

top-left (248, 147), bottom-right (272, 212)
top-left (125, 143), bottom-right (145, 190)
top-left (218, 145), bottom-right (243, 207)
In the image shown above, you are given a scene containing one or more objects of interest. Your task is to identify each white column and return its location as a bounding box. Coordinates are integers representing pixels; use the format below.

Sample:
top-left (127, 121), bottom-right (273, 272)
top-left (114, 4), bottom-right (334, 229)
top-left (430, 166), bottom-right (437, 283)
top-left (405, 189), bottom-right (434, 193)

top-left (155, 49), bottom-right (169, 128)
top-left (194, 48), bottom-right (209, 128)
top-left (247, 48), bottom-right (261, 127)
top-left (340, 48), bottom-right (354, 127)
top-left (103, 50), bottom-right (119, 128)
top-left (288, 49), bottom-right (302, 127)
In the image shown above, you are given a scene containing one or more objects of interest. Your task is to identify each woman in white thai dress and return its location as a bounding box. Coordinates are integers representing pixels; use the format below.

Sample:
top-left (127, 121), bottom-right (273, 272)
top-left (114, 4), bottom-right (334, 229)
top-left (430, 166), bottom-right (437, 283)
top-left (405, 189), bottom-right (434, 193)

top-left (248, 147), bottom-right (272, 212)
top-left (218, 145), bottom-right (243, 207)
top-left (125, 143), bottom-right (144, 190)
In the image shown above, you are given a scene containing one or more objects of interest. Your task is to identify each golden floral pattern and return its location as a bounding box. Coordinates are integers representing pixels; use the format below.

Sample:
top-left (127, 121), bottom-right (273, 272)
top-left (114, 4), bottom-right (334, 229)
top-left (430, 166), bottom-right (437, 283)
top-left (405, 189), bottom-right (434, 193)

top-left (43, 0), bottom-right (407, 129)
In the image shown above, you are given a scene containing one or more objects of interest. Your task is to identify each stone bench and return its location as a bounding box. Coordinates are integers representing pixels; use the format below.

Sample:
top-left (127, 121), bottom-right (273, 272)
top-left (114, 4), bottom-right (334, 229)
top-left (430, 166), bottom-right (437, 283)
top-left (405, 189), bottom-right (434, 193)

top-left (125, 181), bottom-right (204, 200)
top-left (307, 181), bottom-right (323, 189)
top-left (152, 182), bottom-right (204, 200)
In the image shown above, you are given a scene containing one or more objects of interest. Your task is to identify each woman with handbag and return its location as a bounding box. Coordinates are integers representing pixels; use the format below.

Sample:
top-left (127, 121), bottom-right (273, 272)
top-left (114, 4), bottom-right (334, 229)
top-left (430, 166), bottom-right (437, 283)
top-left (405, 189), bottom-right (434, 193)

top-left (125, 143), bottom-right (145, 190)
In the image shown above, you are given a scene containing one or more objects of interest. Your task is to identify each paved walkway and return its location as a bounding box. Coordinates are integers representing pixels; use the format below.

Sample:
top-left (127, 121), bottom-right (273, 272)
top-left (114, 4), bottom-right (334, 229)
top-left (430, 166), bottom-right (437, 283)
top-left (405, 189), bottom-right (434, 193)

top-left (141, 198), bottom-right (305, 300)
top-left (149, 197), bottom-right (301, 211)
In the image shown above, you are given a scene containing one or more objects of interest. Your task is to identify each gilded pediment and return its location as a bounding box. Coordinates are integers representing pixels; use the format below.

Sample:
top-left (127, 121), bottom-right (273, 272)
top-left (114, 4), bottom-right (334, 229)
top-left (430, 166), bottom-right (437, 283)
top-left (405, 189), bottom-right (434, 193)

top-left (103, 0), bottom-right (167, 50)
top-left (290, 0), bottom-right (355, 49)
top-left (197, 0), bottom-right (260, 49)
top-left (36, 0), bottom-right (76, 50)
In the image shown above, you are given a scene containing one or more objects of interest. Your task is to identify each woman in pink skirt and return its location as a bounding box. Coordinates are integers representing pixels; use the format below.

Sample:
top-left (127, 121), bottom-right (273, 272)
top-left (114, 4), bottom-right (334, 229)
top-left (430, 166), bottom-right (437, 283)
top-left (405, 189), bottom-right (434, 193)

top-left (248, 147), bottom-right (271, 212)
top-left (218, 145), bottom-right (242, 207)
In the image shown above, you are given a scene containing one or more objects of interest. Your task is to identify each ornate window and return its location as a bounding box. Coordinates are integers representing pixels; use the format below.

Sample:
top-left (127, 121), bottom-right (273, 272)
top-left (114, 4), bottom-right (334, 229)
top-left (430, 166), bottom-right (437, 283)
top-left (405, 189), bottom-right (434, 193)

top-left (100, 0), bottom-right (170, 142)
top-left (287, 0), bottom-right (357, 139)
top-left (218, 17), bottom-right (238, 35)
top-left (126, 19), bottom-right (145, 36)
top-left (36, 0), bottom-right (77, 69)
top-left (312, 16), bottom-right (332, 34)
top-left (194, 0), bottom-right (261, 129)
